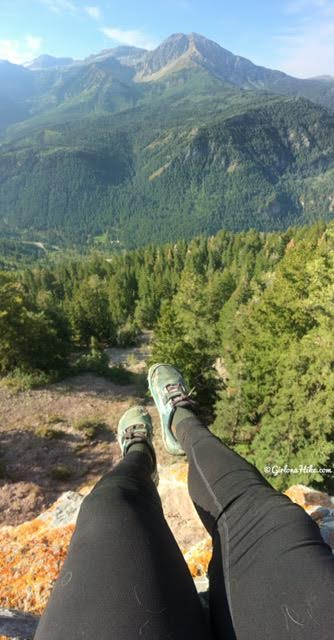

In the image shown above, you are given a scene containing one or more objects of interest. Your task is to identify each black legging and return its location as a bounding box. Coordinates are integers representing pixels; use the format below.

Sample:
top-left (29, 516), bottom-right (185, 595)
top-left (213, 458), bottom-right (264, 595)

top-left (34, 412), bottom-right (334, 640)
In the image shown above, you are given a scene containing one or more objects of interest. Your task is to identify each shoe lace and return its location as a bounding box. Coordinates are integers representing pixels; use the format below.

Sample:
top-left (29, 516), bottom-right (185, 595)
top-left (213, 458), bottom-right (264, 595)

top-left (123, 424), bottom-right (156, 471)
top-left (165, 383), bottom-right (197, 409)
top-left (124, 424), bottom-right (147, 442)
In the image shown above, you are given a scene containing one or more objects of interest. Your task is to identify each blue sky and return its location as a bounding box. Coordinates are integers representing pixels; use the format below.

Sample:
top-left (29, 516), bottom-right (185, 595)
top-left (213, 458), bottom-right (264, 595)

top-left (0, 0), bottom-right (334, 78)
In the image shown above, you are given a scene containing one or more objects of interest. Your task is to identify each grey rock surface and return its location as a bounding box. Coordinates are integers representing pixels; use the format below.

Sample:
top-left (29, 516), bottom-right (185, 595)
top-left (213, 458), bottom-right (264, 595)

top-left (0, 608), bottom-right (39, 639)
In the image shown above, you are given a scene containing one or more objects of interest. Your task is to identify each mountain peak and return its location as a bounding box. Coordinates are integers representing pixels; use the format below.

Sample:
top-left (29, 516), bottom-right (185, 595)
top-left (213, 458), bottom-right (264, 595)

top-left (135, 31), bottom-right (290, 88)
top-left (151, 31), bottom-right (217, 54)
top-left (83, 45), bottom-right (147, 68)
top-left (135, 32), bottom-right (204, 81)
top-left (135, 32), bottom-right (244, 82)
top-left (24, 54), bottom-right (74, 70)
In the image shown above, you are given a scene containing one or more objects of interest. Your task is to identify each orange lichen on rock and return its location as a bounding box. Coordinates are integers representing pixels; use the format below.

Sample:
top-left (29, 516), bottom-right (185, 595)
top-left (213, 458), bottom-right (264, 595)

top-left (284, 484), bottom-right (333, 509)
top-left (0, 491), bottom-right (82, 615)
top-left (168, 462), bottom-right (189, 483)
top-left (0, 518), bottom-right (74, 614)
top-left (184, 538), bottom-right (212, 577)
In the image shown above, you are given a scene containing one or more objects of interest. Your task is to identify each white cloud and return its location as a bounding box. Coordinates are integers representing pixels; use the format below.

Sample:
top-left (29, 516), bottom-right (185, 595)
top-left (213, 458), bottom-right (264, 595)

top-left (100, 27), bottom-right (157, 50)
top-left (0, 40), bottom-right (22, 63)
top-left (39, 0), bottom-right (75, 14)
top-left (25, 35), bottom-right (43, 52)
top-left (85, 5), bottom-right (101, 20)
top-left (276, 1), bottom-right (334, 77)
top-left (0, 35), bottom-right (43, 64)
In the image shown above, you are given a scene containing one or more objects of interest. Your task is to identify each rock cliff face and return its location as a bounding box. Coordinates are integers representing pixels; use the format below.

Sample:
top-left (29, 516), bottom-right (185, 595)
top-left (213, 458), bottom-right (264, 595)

top-left (0, 467), bottom-right (334, 638)
top-left (135, 32), bottom-right (290, 85)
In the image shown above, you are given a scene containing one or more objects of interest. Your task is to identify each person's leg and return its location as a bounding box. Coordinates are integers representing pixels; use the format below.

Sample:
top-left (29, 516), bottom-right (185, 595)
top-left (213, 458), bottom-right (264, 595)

top-left (34, 441), bottom-right (210, 639)
top-left (174, 407), bottom-right (334, 640)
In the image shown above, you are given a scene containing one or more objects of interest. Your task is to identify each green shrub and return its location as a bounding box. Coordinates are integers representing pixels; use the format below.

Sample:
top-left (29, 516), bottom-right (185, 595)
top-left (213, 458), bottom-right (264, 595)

top-left (72, 418), bottom-right (106, 440)
top-left (36, 426), bottom-right (66, 439)
top-left (46, 414), bottom-right (66, 425)
top-left (50, 464), bottom-right (73, 480)
top-left (74, 350), bottom-right (133, 385)
top-left (73, 337), bottom-right (110, 376)
top-left (0, 279), bottom-right (70, 375)
top-left (107, 365), bottom-right (133, 384)
top-left (1, 368), bottom-right (52, 391)
top-left (116, 322), bottom-right (139, 348)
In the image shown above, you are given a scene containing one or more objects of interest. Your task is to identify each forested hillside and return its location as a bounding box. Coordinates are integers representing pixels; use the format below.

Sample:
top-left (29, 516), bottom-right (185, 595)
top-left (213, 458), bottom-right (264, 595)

top-left (1, 220), bottom-right (334, 491)
top-left (1, 94), bottom-right (334, 247)
top-left (1, 33), bottom-right (334, 246)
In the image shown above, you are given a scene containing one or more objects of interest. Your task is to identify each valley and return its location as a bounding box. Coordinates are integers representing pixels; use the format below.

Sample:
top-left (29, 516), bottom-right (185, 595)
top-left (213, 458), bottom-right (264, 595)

top-left (1, 33), bottom-right (334, 247)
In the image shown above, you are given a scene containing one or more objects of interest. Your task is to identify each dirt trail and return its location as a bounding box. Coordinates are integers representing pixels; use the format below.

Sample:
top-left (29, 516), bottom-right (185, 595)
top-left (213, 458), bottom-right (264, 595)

top-left (105, 330), bottom-right (153, 371)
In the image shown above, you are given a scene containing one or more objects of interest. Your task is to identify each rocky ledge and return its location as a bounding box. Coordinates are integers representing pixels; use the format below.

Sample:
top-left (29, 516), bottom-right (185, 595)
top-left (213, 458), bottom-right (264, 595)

top-left (0, 466), bottom-right (333, 639)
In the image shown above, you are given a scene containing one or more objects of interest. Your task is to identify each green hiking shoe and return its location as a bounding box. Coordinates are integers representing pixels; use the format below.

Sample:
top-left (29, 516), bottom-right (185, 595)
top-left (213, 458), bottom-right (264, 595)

top-left (117, 405), bottom-right (159, 486)
top-left (148, 363), bottom-right (196, 456)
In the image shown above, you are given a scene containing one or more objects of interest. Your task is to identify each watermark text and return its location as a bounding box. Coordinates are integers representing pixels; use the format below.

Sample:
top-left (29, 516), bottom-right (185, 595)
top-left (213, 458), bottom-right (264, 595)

top-left (263, 464), bottom-right (333, 477)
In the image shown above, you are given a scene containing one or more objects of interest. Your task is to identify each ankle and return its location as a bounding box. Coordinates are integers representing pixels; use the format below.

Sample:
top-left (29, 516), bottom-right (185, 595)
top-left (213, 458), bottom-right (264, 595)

top-left (127, 440), bottom-right (155, 470)
top-left (171, 406), bottom-right (196, 437)
top-left (173, 407), bottom-right (208, 450)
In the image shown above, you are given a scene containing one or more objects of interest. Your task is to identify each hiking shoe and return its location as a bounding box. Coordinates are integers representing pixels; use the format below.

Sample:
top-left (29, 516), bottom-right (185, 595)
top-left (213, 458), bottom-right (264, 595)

top-left (117, 405), bottom-right (159, 485)
top-left (148, 363), bottom-right (196, 456)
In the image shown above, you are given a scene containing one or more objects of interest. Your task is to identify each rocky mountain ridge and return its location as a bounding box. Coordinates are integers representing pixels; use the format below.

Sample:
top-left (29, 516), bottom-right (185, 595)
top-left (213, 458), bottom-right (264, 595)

top-left (18, 32), bottom-right (334, 90)
top-left (1, 32), bottom-right (334, 133)
top-left (133, 32), bottom-right (290, 84)
top-left (24, 54), bottom-right (75, 71)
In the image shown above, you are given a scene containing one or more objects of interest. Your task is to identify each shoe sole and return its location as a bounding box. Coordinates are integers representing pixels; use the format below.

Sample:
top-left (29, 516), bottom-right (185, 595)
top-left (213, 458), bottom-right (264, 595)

top-left (148, 363), bottom-right (168, 452)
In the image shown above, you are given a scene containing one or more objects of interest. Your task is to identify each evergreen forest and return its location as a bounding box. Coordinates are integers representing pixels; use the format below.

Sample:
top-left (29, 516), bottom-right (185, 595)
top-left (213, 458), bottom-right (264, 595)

top-left (1, 220), bottom-right (334, 492)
